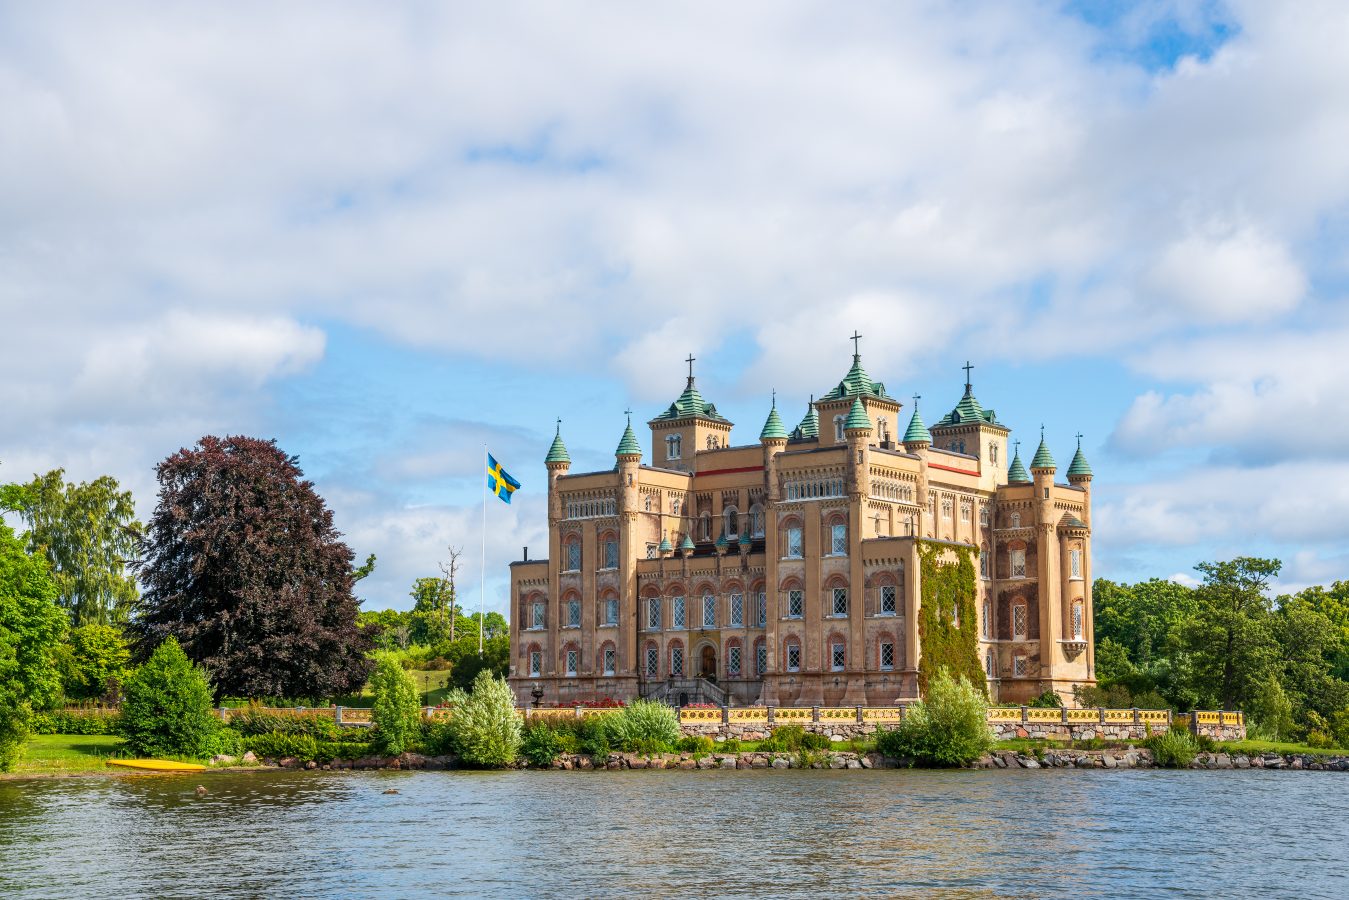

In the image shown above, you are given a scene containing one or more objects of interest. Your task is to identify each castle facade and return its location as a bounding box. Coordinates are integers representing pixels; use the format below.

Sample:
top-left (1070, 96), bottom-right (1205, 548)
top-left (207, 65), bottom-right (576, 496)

top-left (508, 342), bottom-right (1096, 708)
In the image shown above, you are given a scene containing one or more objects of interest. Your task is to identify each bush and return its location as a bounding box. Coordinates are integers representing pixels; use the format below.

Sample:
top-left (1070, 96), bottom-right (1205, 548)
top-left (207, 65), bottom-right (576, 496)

top-left (800, 732), bottom-right (831, 751)
top-left (315, 741), bottom-right (374, 762)
top-left (450, 670), bottom-right (521, 767)
top-left (875, 668), bottom-right (991, 767)
top-left (521, 721), bottom-right (565, 767)
top-left (761, 724), bottom-right (807, 753)
top-left (677, 735), bottom-right (715, 754)
top-left (420, 720), bottom-right (460, 757)
top-left (245, 731), bottom-right (318, 762)
top-left (0, 699), bottom-right (27, 772)
top-left (719, 737), bottom-right (741, 753)
top-left (208, 726), bottom-right (245, 757)
top-left (612, 699), bottom-right (679, 755)
top-left (59, 624), bottom-right (131, 702)
top-left (1145, 729), bottom-right (1198, 768)
top-left (1028, 690), bottom-right (1063, 709)
top-left (118, 637), bottom-right (220, 759)
top-left (28, 708), bottom-right (122, 735)
top-left (370, 655), bottom-right (422, 755)
top-left (228, 707), bottom-right (341, 740)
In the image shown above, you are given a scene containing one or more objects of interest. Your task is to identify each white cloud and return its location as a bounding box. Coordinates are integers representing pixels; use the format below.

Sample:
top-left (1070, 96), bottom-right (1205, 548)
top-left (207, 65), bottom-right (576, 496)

top-left (1143, 223), bottom-right (1305, 322)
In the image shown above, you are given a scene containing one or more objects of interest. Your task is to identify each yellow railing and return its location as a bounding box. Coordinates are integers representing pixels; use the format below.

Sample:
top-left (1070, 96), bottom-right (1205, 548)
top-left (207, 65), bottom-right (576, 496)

top-left (1138, 709), bottom-right (1168, 724)
top-left (1103, 709), bottom-right (1134, 723)
top-left (1064, 709), bottom-right (1099, 723)
top-left (987, 708), bottom-right (1021, 722)
top-left (1025, 708), bottom-right (1061, 723)
top-left (1195, 711), bottom-right (1221, 724)
top-left (679, 708), bottom-right (722, 724)
top-left (728, 708), bottom-right (769, 723)
top-left (774, 708), bottom-right (813, 722)
top-left (818, 707), bottom-right (857, 721)
top-left (862, 707), bottom-right (905, 722)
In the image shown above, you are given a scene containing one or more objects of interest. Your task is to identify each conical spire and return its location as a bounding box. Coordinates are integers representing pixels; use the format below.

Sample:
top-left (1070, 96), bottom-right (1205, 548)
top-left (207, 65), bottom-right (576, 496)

top-left (658, 535), bottom-right (673, 554)
top-left (1007, 441), bottom-right (1030, 483)
top-left (793, 395), bottom-right (819, 440)
top-left (903, 395), bottom-right (931, 445)
top-left (1067, 433), bottom-right (1092, 479)
top-left (820, 332), bottom-right (891, 401)
top-left (545, 418), bottom-right (571, 465)
top-left (615, 411), bottom-right (642, 458)
top-left (650, 353), bottom-right (731, 424)
top-left (1030, 425), bottom-right (1056, 471)
top-left (679, 532), bottom-right (696, 553)
top-left (844, 395), bottom-right (871, 431)
top-left (760, 391), bottom-right (788, 441)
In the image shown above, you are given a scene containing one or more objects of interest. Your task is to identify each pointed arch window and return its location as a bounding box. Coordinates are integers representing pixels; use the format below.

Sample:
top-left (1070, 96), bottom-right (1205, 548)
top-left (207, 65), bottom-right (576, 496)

top-left (666, 434), bottom-right (682, 460)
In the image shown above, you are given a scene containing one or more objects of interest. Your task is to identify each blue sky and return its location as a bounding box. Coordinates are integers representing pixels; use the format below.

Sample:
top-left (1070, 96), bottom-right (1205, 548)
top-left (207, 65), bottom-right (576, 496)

top-left (4, 1), bottom-right (1349, 613)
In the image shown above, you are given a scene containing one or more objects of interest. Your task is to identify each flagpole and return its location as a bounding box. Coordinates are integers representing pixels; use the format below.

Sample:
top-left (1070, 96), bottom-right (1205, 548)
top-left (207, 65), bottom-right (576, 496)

top-left (480, 443), bottom-right (487, 658)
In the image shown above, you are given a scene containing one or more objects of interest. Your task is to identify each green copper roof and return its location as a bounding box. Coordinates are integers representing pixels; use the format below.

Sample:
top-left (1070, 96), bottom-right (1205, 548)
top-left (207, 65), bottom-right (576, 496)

top-left (658, 536), bottom-right (673, 554)
top-left (933, 385), bottom-right (1003, 429)
top-left (715, 533), bottom-right (729, 549)
top-left (738, 531), bottom-right (752, 546)
top-left (650, 376), bottom-right (731, 424)
top-left (903, 401), bottom-right (932, 445)
top-left (820, 355), bottom-right (891, 402)
top-left (1030, 427), bottom-right (1056, 470)
top-left (544, 421), bottom-right (571, 464)
top-left (615, 415), bottom-right (642, 458)
top-left (760, 395), bottom-right (788, 441)
top-left (679, 533), bottom-right (695, 552)
top-left (1008, 445), bottom-right (1030, 484)
top-left (1067, 436), bottom-right (1093, 478)
top-left (791, 396), bottom-right (819, 440)
top-left (843, 395), bottom-right (871, 431)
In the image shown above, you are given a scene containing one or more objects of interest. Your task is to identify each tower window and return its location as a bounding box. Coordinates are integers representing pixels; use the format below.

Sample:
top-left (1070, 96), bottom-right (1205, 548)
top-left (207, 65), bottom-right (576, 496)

top-left (666, 434), bottom-right (682, 460)
top-left (1011, 549), bottom-right (1026, 579)
top-left (834, 415), bottom-right (846, 442)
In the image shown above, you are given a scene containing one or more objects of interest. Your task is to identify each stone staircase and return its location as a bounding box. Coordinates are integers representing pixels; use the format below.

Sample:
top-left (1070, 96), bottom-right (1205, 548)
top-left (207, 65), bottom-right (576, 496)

top-left (644, 677), bottom-right (728, 707)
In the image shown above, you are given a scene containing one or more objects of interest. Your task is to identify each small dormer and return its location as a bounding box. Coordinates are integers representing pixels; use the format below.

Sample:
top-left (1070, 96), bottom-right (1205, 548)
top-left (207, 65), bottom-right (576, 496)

top-left (647, 355), bottom-right (733, 470)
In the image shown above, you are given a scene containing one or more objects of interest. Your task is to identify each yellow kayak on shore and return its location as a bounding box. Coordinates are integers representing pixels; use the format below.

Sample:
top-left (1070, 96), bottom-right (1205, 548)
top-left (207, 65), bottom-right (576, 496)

top-left (108, 759), bottom-right (207, 772)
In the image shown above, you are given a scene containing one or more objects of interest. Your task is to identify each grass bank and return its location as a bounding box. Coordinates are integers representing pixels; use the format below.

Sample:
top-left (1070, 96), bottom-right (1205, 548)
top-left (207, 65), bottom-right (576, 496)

top-left (10, 734), bottom-right (126, 776)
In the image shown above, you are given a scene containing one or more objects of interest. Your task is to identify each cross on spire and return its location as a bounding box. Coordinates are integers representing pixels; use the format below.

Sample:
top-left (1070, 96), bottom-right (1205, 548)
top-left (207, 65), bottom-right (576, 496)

top-left (624, 407), bottom-right (633, 420)
top-left (962, 360), bottom-right (974, 391)
top-left (685, 353), bottom-right (696, 381)
top-left (850, 331), bottom-right (863, 356)
top-left (1076, 431), bottom-right (1083, 447)
top-left (1014, 440), bottom-right (1021, 456)
top-left (912, 392), bottom-right (921, 409)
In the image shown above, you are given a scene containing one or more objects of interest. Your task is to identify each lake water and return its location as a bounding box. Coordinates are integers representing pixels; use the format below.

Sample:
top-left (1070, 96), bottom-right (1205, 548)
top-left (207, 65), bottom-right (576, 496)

top-left (1, 768), bottom-right (1346, 898)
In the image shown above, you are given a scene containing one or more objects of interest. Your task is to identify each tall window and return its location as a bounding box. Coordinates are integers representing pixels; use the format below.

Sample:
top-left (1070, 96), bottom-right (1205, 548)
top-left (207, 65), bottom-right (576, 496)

top-left (756, 641), bottom-right (768, 675)
top-left (1013, 655), bottom-right (1027, 677)
top-left (786, 641), bottom-right (801, 672)
top-left (880, 642), bottom-right (894, 671)
top-left (986, 651), bottom-right (995, 677)
top-left (980, 550), bottom-right (989, 579)
top-left (1072, 601), bottom-right (1084, 640)
top-left (786, 526), bottom-right (803, 559)
top-left (666, 434), bottom-right (681, 460)
top-left (1070, 548), bottom-right (1082, 580)
top-left (750, 505), bottom-right (765, 538)
top-left (604, 597), bottom-right (619, 626)
top-left (565, 649), bottom-right (578, 677)
top-left (832, 587), bottom-right (848, 617)
top-left (1010, 512), bottom-right (1021, 528)
top-left (942, 498), bottom-right (953, 519)
top-left (603, 646), bottom-right (616, 676)
top-left (831, 641), bottom-right (846, 671)
top-left (1011, 549), bottom-right (1026, 578)
top-left (702, 593), bottom-right (717, 627)
top-left (787, 589), bottom-right (804, 618)
top-left (724, 507), bottom-right (739, 539)
top-left (960, 502), bottom-right (971, 523)
top-left (834, 415), bottom-right (846, 442)
top-left (566, 598), bottom-right (581, 628)
top-left (952, 602), bottom-right (959, 627)
top-left (730, 592), bottom-right (744, 626)
top-left (648, 597), bottom-right (661, 631)
top-left (700, 512), bottom-right (711, 541)
top-left (831, 523), bottom-right (848, 555)
top-left (531, 602), bottom-right (545, 630)
top-left (980, 505), bottom-right (989, 526)
top-left (670, 644), bottom-right (685, 676)
top-left (757, 591), bottom-right (767, 627)
top-left (529, 650), bottom-right (541, 677)
top-left (880, 585), bottom-right (897, 615)
top-left (565, 541), bottom-right (581, 571)
top-left (989, 442), bottom-right (999, 465)
top-left (602, 539), bottom-right (619, 569)
top-left (727, 643), bottom-right (742, 676)
top-left (672, 595), bottom-right (686, 629)
top-left (982, 600), bottom-right (991, 638)
top-left (645, 644), bottom-right (658, 677)
top-left (1013, 603), bottom-right (1027, 640)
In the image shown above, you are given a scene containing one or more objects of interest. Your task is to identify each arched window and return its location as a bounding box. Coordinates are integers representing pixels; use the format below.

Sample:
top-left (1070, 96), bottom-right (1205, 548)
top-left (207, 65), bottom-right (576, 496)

top-left (877, 417), bottom-right (888, 442)
top-left (1072, 600), bottom-right (1084, 640)
top-left (699, 511), bottom-right (711, 541)
top-left (599, 641), bottom-right (617, 676)
top-left (702, 591), bottom-right (717, 628)
top-left (723, 506), bottom-right (739, 539)
top-left (600, 590), bottom-right (619, 627)
top-left (672, 497), bottom-right (682, 516)
top-left (980, 505), bottom-right (989, 527)
top-left (565, 593), bottom-right (582, 628)
top-left (989, 442), bottom-right (999, 465)
top-left (599, 532), bottom-right (619, 570)
top-left (644, 494), bottom-right (652, 512)
top-left (726, 639), bottom-right (743, 677)
top-left (784, 636), bottom-right (802, 672)
top-left (669, 640), bottom-right (685, 677)
top-left (644, 641), bottom-right (659, 678)
top-left (754, 637), bottom-right (768, 675)
top-left (982, 599), bottom-right (991, 638)
top-left (985, 650), bottom-right (995, 678)
top-left (563, 535), bottom-right (581, 572)
top-left (1010, 512), bottom-right (1021, 528)
top-left (528, 643), bottom-right (542, 678)
top-left (749, 504), bottom-right (765, 538)
top-left (782, 517), bottom-right (804, 560)
top-left (826, 575), bottom-right (849, 617)
top-left (563, 642), bottom-right (580, 677)
top-left (1012, 603), bottom-right (1028, 640)
top-left (980, 544), bottom-right (990, 578)
top-left (1010, 544), bottom-right (1027, 579)
top-left (834, 415), bottom-right (846, 442)
top-left (827, 514), bottom-right (848, 556)
top-left (666, 434), bottom-right (682, 460)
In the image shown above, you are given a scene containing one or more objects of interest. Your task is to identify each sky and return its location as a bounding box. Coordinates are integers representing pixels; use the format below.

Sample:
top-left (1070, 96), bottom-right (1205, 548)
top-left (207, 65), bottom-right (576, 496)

top-left (3, 1), bottom-right (1349, 614)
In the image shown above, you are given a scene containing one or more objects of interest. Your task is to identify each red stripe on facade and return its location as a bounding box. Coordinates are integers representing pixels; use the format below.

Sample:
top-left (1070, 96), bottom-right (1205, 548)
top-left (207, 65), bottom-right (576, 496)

top-left (928, 462), bottom-right (980, 477)
top-left (696, 465), bottom-right (765, 477)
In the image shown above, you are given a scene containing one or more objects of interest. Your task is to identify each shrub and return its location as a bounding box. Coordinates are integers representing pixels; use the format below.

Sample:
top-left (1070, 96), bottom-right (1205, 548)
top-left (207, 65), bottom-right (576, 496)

top-left (0, 699), bottom-right (27, 773)
top-left (228, 707), bottom-right (341, 740)
top-left (450, 670), bottom-right (521, 767)
top-left (612, 700), bottom-right (679, 755)
top-left (521, 721), bottom-right (565, 767)
top-left (677, 735), bottom-right (715, 754)
top-left (796, 748), bottom-right (828, 768)
top-left (761, 724), bottom-right (807, 753)
top-left (1145, 729), bottom-right (1198, 768)
top-left (1028, 690), bottom-right (1063, 709)
top-left (28, 708), bottom-right (122, 735)
top-left (420, 720), bottom-right (460, 757)
top-left (1307, 729), bottom-right (1336, 749)
top-left (1072, 737), bottom-right (1106, 751)
top-left (875, 668), bottom-right (991, 767)
top-left (800, 732), bottom-right (831, 751)
top-left (315, 741), bottom-right (373, 762)
top-left (59, 624), bottom-right (131, 702)
top-left (574, 717), bottom-right (613, 757)
top-left (245, 731), bottom-right (319, 762)
top-left (118, 637), bottom-right (220, 759)
top-left (719, 738), bottom-right (741, 753)
top-left (208, 726), bottom-right (245, 757)
top-left (370, 655), bottom-right (422, 755)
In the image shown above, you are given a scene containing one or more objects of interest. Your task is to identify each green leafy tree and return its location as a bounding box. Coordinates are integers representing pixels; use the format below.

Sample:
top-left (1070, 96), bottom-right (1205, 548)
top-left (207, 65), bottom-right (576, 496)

top-left (451, 669), bottom-right (522, 767)
top-left (876, 668), bottom-right (991, 767)
top-left (60, 623), bottom-right (132, 701)
top-left (1280, 583), bottom-right (1349, 681)
top-left (0, 521), bottom-right (68, 770)
top-left (370, 654), bottom-right (421, 755)
top-left (359, 609), bottom-right (413, 652)
top-left (118, 637), bottom-right (219, 758)
top-left (443, 631), bottom-right (510, 692)
top-left (1245, 676), bottom-right (1295, 742)
top-left (134, 436), bottom-right (374, 701)
top-left (2, 470), bottom-right (141, 626)
top-left (409, 577), bottom-right (454, 647)
top-left (1183, 558), bottom-right (1282, 710)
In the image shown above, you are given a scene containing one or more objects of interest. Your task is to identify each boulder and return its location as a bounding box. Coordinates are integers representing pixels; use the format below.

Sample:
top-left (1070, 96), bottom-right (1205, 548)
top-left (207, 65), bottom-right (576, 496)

top-left (1018, 757), bottom-right (1040, 769)
top-left (629, 757), bottom-right (648, 769)
top-left (241, 751), bottom-right (258, 765)
top-left (771, 756), bottom-right (790, 769)
top-left (1102, 754), bottom-right (1117, 769)
top-left (677, 758), bottom-right (697, 770)
top-left (278, 757), bottom-right (298, 769)
top-left (719, 756), bottom-right (737, 769)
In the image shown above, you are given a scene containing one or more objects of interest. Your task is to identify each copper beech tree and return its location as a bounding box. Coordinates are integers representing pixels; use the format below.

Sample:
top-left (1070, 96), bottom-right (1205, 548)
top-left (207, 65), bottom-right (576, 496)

top-left (134, 436), bottom-right (374, 702)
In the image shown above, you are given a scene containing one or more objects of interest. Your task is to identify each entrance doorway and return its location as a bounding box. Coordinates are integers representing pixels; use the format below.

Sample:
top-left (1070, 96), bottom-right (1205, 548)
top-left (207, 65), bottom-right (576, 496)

top-left (700, 645), bottom-right (717, 679)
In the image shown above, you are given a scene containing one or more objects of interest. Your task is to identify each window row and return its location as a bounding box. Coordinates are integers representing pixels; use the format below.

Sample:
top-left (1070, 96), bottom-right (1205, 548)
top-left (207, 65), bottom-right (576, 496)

top-left (560, 535), bottom-right (620, 571)
top-left (645, 592), bottom-right (768, 631)
top-left (781, 521), bottom-right (848, 558)
top-left (565, 497), bottom-right (617, 519)
top-left (524, 596), bottom-right (621, 630)
top-left (783, 477), bottom-right (846, 501)
top-left (526, 642), bottom-right (619, 678)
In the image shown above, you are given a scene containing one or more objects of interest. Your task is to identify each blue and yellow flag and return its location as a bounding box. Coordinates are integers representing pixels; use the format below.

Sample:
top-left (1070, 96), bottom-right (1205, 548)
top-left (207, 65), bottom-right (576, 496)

top-left (487, 453), bottom-right (521, 503)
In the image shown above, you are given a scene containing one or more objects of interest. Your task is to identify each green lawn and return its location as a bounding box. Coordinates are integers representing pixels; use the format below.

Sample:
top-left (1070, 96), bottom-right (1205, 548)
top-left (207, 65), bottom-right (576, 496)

top-left (13, 734), bottom-right (126, 775)
top-left (332, 669), bottom-right (458, 708)
top-left (1217, 739), bottom-right (1348, 757)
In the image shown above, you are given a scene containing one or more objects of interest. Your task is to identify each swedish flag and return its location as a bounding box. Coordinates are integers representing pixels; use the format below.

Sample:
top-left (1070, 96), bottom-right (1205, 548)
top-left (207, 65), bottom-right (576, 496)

top-left (487, 453), bottom-right (521, 504)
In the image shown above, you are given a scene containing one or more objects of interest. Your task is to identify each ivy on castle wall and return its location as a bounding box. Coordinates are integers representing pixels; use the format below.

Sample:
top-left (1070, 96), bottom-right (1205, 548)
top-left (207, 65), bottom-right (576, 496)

top-left (917, 541), bottom-right (985, 696)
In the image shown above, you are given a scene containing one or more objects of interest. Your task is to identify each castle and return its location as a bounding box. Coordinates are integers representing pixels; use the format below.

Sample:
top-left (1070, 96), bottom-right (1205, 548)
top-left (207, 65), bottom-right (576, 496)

top-left (508, 339), bottom-right (1096, 708)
